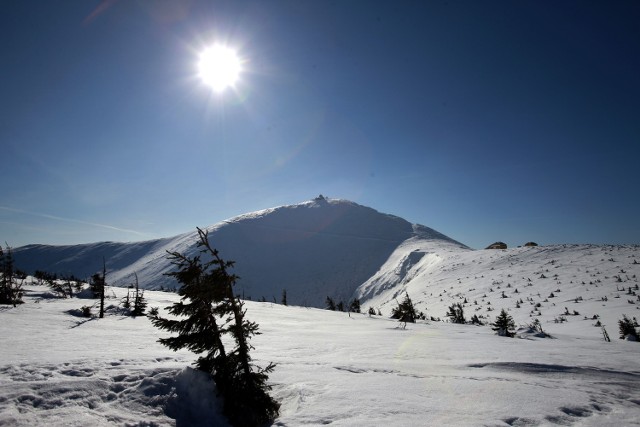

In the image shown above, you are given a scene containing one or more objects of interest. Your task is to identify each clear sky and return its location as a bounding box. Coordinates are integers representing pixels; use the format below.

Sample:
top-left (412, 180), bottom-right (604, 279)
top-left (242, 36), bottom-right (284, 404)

top-left (2, 1), bottom-right (639, 250)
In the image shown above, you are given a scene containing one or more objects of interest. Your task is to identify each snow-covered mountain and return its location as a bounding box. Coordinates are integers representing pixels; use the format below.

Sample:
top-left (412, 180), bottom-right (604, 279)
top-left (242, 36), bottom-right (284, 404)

top-left (13, 197), bottom-right (466, 307)
top-left (12, 197), bottom-right (640, 334)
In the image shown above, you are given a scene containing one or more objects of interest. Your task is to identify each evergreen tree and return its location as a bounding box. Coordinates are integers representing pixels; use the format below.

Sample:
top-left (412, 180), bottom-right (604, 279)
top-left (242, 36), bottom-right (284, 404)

top-left (530, 318), bottom-right (544, 334)
top-left (99, 258), bottom-right (106, 318)
top-left (64, 278), bottom-right (75, 298)
top-left (0, 245), bottom-right (11, 304)
top-left (446, 302), bottom-right (465, 324)
top-left (349, 298), bottom-right (361, 313)
top-left (390, 293), bottom-right (418, 325)
top-left (325, 296), bottom-right (336, 311)
top-left (281, 289), bottom-right (287, 306)
top-left (0, 244), bottom-right (22, 306)
top-left (150, 243), bottom-right (228, 373)
top-left (43, 275), bottom-right (76, 299)
top-left (90, 273), bottom-right (103, 298)
top-left (367, 307), bottom-right (376, 316)
top-left (336, 301), bottom-right (345, 312)
top-left (46, 277), bottom-right (68, 298)
top-left (470, 314), bottom-right (483, 325)
top-left (491, 309), bottom-right (516, 337)
top-left (131, 273), bottom-right (147, 317)
top-left (122, 289), bottom-right (131, 309)
top-left (150, 227), bottom-right (279, 426)
top-left (618, 314), bottom-right (639, 341)
top-left (89, 259), bottom-right (107, 317)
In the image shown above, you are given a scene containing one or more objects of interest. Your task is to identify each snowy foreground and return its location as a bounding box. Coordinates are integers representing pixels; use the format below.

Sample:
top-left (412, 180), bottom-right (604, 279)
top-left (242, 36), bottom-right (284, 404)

top-left (1, 283), bottom-right (639, 426)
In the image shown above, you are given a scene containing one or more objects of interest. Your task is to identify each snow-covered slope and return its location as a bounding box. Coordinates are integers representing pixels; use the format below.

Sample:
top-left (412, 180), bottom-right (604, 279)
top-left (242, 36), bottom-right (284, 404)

top-left (1, 282), bottom-right (639, 426)
top-left (13, 198), bottom-right (465, 307)
top-left (359, 243), bottom-right (640, 340)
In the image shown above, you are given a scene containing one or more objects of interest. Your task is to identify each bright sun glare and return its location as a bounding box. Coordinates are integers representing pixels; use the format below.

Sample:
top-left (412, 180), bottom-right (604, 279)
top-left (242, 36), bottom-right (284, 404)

top-left (198, 45), bottom-right (241, 92)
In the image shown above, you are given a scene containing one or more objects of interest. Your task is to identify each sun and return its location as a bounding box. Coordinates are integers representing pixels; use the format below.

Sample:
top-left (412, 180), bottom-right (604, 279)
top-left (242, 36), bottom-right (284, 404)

top-left (198, 45), bottom-right (242, 92)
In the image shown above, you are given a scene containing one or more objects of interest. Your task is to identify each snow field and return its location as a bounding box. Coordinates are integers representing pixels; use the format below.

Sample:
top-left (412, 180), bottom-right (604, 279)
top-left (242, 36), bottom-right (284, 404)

top-left (1, 274), bottom-right (639, 426)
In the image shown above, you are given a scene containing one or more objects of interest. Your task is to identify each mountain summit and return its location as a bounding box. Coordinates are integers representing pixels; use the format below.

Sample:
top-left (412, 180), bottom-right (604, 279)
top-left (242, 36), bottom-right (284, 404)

top-left (13, 197), bottom-right (466, 307)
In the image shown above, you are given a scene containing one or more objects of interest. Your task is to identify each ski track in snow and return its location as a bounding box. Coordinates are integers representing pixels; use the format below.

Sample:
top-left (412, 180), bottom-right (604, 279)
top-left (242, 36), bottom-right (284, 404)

top-left (272, 356), bottom-right (640, 426)
top-left (467, 362), bottom-right (640, 426)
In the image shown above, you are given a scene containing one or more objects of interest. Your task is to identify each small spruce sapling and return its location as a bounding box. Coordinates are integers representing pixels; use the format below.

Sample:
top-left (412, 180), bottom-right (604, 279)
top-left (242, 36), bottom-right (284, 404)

top-left (325, 296), bottom-right (336, 311)
top-left (618, 315), bottom-right (639, 341)
top-left (349, 298), bottom-right (361, 313)
top-left (122, 289), bottom-right (131, 309)
top-left (131, 273), bottom-right (147, 317)
top-left (47, 278), bottom-right (68, 298)
top-left (81, 305), bottom-right (92, 317)
top-left (99, 258), bottom-right (106, 318)
top-left (491, 309), bottom-right (516, 337)
top-left (391, 293), bottom-right (418, 326)
top-left (89, 260), bottom-right (107, 318)
top-left (446, 302), bottom-right (465, 324)
top-left (0, 244), bottom-right (23, 306)
top-left (470, 314), bottom-right (483, 325)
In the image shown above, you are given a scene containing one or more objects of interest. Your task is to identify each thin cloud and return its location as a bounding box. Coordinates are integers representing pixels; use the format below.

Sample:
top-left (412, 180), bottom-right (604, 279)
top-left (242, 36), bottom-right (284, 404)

top-left (82, 0), bottom-right (119, 26)
top-left (0, 206), bottom-right (147, 237)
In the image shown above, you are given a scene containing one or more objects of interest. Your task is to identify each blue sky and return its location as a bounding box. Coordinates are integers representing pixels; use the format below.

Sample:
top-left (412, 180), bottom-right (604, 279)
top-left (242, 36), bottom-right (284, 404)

top-left (2, 1), bottom-right (639, 249)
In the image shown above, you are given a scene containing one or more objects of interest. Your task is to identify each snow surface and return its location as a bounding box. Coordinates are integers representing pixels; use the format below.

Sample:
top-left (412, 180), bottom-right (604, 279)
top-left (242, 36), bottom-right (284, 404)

top-left (1, 280), bottom-right (639, 426)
